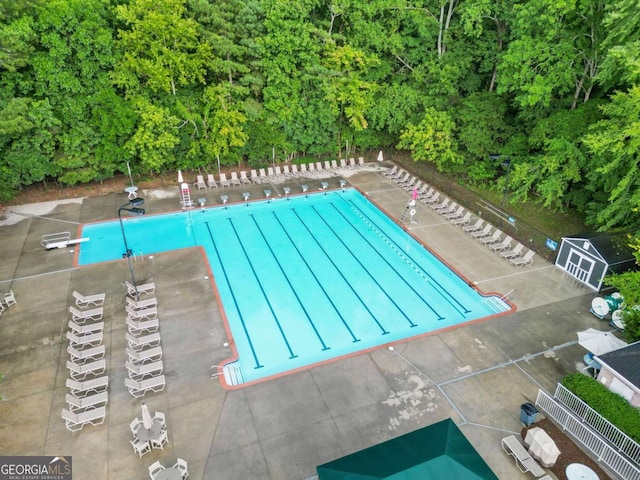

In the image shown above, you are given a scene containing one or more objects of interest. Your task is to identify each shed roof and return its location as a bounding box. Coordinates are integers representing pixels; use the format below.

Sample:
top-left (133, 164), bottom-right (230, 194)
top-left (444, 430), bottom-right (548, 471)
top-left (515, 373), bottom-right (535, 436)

top-left (598, 341), bottom-right (640, 389)
top-left (563, 232), bottom-right (636, 270)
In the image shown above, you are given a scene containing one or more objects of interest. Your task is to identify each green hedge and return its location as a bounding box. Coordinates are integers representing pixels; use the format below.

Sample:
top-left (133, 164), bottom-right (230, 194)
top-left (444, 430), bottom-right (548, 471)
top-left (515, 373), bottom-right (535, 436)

top-left (562, 373), bottom-right (640, 442)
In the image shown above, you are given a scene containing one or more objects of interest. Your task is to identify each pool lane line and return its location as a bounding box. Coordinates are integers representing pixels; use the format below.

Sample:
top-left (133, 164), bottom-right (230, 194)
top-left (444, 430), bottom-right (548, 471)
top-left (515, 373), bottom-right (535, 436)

top-left (325, 203), bottom-right (446, 320)
top-left (204, 221), bottom-right (264, 370)
top-left (271, 211), bottom-right (361, 344)
top-left (291, 209), bottom-right (390, 336)
top-left (341, 196), bottom-right (471, 315)
top-left (309, 206), bottom-right (421, 327)
top-left (249, 214), bottom-right (331, 351)
top-left (227, 218), bottom-right (298, 360)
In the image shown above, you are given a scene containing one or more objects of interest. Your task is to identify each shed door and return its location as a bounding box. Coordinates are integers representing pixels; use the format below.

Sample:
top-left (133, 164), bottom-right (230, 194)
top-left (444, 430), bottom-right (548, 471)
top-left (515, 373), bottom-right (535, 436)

top-left (566, 248), bottom-right (595, 283)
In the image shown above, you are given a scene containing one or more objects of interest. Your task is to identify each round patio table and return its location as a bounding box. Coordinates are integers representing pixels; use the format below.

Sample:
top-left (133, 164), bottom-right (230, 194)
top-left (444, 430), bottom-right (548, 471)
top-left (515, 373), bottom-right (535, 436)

top-left (566, 463), bottom-right (599, 480)
top-left (125, 186), bottom-right (138, 199)
top-left (154, 467), bottom-right (181, 480)
top-left (135, 419), bottom-right (163, 442)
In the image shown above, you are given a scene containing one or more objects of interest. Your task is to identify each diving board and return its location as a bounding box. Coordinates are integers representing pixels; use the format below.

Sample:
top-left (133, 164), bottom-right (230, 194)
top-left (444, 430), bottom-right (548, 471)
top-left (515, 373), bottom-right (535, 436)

top-left (41, 232), bottom-right (90, 250)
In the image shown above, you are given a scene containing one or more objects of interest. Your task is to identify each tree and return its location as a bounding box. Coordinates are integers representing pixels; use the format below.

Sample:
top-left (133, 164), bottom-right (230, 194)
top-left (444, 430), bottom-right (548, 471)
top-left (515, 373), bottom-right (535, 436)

top-left (114, 0), bottom-right (211, 97)
top-left (583, 86), bottom-right (640, 230)
top-left (397, 107), bottom-right (462, 170)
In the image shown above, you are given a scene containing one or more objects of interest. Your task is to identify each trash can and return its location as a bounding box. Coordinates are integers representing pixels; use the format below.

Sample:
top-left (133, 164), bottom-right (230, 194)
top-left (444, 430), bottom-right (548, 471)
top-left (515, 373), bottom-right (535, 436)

top-left (521, 403), bottom-right (538, 426)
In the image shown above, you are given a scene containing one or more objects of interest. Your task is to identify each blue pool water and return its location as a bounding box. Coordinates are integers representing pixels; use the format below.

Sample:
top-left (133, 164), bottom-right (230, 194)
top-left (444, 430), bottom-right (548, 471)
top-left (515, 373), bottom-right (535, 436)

top-left (79, 189), bottom-right (511, 385)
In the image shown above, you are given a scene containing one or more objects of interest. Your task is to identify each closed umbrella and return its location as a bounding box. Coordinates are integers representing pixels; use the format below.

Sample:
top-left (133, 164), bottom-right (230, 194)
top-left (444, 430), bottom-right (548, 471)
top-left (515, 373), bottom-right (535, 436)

top-left (377, 150), bottom-right (384, 161)
top-left (577, 328), bottom-right (627, 356)
top-left (177, 170), bottom-right (183, 183)
top-left (141, 402), bottom-right (153, 430)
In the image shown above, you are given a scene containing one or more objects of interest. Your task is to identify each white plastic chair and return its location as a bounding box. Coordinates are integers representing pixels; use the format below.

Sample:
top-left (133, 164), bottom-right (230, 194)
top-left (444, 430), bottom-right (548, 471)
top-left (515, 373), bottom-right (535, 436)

top-left (130, 417), bottom-right (142, 434)
top-left (174, 458), bottom-right (189, 479)
top-left (150, 429), bottom-right (169, 450)
top-left (130, 437), bottom-right (151, 458)
top-left (148, 461), bottom-right (165, 479)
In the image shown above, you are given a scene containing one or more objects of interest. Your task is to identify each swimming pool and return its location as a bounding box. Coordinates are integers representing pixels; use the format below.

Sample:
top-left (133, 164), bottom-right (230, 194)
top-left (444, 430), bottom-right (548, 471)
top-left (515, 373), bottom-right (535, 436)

top-left (79, 189), bottom-right (512, 385)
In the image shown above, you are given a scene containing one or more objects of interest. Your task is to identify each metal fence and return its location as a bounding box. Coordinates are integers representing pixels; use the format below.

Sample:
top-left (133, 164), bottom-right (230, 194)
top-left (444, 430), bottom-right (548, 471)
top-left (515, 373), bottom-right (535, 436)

top-left (554, 383), bottom-right (640, 463)
top-left (536, 389), bottom-right (640, 480)
top-left (392, 158), bottom-right (560, 262)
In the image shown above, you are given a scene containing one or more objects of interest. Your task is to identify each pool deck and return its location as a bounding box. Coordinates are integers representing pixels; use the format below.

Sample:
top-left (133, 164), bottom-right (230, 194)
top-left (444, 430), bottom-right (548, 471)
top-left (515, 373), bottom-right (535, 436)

top-left (0, 165), bottom-right (611, 479)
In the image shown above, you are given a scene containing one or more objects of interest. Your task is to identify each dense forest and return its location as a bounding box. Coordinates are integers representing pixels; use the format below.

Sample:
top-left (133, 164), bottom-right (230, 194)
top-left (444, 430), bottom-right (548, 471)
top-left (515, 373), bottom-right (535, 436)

top-left (0, 0), bottom-right (638, 232)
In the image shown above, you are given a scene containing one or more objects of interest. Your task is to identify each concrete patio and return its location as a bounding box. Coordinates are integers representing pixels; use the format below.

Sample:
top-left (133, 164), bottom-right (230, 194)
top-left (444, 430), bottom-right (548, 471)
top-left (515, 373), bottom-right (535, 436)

top-left (0, 164), bottom-right (610, 479)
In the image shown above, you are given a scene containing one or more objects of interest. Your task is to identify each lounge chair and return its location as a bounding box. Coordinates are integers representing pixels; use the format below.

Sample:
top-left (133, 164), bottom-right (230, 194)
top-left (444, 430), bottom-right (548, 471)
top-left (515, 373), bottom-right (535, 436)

top-left (68, 320), bottom-right (104, 336)
top-left (349, 158), bottom-right (357, 168)
top-left (463, 218), bottom-right (484, 233)
top-left (470, 224), bottom-right (492, 239)
top-left (65, 391), bottom-right (108, 413)
top-left (195, 175), bottom-right (207, 189)
top-left (259, 168), bottom-right (268, 182)
top-left (421, 191), bottom-right (440, 205)
top-left (398, 175), bottom-right (416, 188)
top-left (219, 173), bottom-right (231, 188)
top-left (125, 280), bottom-right (155, 296)
top-left (207, 174), bottom-right (217, 188)
top-left (126, 305), bottom-right (158, 320)
top-left (125, 375), bottom-right (166, 397)
top-left (500, 243), bottom-right (524, 259)
top-left (315, 162), bottom-right (323, 173)
top-left (358, 157), bottom-right (365, 167)
top-left (230, 172), bottom-right (241, 186)
top-left (250, 169), bottom-right (261, 183)
top-left (395, 172), bottom-right (411, 185)
top-left (66, 331), bottom-right (103, 348)
top-left (501, 435), bottom-right (546, 477)
top-left (290, 164), bottom-right (300, 177)
top-left (490, 235), bottom-right (513, 252)
top-left (275, 166), bottom-right (285, 179)
top-left (66, 358), bottom-right (106, 380)
top-left (61, 406), bottom-right (106, 432)
top-left (331, 160), bottom-right (339, 170)
top-left (405, 179), bottom-right (422, 192)
top-left (299, 163), bottom-right (308, 175)
top-left (126, 360), bottom-right (164, 381)
top-left (65, 375), bottom-right (109, 397)
top-left (430, 198), bottom-right (449, 211)
top-left (437, 202), bottom-right (459, 216)
top-left (510, 249), bottom-right (535, 267)
top-left (479, 229), bottom-right (502, 245)
top-left (126, 295), bottom-right (157, 310)
top-left (126, 346), bottom-right (163, 365)
top-left (126, 332), bottom-right (161, 351)
top-left (443, 206), bottom-right (465, 220)
top-left (239, 170), bottom-right (251, 184)
top-left (67, 345), bottom-right (105, 364)
top-left (126, 317), bottom-right (159, 335)
top-left (307, 163), bottom-right (316, 175)
top-left (339, 159), bottom-right (348, 170)
top-left (72, 291), bottom-right (105, 308)
top-left (451, 211), bottom-right (472, 226)
top-left (69, 305), bottom-right (103, 323)
top-left (130, 437), bottom-right (152, 458)
top-left (432, 199), bottom-right (452, 212)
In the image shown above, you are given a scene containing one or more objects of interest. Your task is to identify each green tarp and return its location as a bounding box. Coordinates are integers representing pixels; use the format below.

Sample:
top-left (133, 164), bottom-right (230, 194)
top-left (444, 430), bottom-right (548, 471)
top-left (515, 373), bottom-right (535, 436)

top-left (316, 419), bottom-right (498, 480)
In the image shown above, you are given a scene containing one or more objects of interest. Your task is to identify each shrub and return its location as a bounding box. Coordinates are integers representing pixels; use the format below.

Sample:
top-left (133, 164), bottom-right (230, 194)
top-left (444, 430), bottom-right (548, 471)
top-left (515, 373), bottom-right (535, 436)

top-left (562, 373), bottom-right (640, 442)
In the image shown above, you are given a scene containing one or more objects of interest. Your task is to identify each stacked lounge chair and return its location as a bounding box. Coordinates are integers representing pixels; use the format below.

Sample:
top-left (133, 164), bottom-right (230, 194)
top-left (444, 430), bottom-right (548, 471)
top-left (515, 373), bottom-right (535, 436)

top-left (123, 282), bottom-right (165, 398)
top-left (62, 291), bottom-right (108, 431)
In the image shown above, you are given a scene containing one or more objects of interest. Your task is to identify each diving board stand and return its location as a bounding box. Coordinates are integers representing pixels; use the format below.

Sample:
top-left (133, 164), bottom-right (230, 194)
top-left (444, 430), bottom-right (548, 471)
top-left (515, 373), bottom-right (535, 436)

top-left (41, 232), bottom-right (90, 250)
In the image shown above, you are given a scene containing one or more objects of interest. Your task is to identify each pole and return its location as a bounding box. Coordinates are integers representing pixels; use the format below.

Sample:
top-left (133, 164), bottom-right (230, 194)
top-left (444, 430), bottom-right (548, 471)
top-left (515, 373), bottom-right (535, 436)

top-left (118, 198), bottom-right (145, 300)
top-left (501, 159), bottom-right (511, 209)
top-left (118, 208), bottom-right (139, 299)
top-left (126, 162), bottom-right (134, 187)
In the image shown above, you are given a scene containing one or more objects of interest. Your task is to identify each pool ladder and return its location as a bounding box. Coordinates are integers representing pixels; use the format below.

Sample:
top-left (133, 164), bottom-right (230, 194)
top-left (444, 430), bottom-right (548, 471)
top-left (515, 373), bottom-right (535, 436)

top-left (220, 362), bottom-right (244, 386)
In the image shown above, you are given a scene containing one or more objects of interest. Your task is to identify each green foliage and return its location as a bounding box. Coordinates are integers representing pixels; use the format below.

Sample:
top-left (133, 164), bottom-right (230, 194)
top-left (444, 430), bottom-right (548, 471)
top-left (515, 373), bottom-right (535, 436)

top-left (397, 108), bottom-right (462, 170)
top-left (562, 373), bottom-right (640, 442)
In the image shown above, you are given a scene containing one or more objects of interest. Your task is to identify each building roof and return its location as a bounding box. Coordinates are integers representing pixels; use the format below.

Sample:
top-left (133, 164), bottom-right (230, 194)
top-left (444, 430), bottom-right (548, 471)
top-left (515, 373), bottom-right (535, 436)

top-left (598, 341), bottom-right (640, 389)
top-left (563, 232), bottom-right (636, 270)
